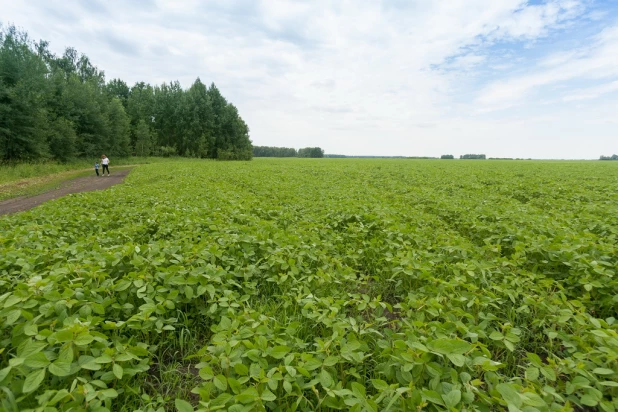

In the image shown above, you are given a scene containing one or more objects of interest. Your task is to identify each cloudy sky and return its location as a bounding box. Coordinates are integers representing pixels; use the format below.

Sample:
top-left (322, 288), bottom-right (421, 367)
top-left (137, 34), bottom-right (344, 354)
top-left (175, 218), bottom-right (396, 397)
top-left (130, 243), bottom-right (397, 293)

top-left (3, 0), bottom-right (618, 158)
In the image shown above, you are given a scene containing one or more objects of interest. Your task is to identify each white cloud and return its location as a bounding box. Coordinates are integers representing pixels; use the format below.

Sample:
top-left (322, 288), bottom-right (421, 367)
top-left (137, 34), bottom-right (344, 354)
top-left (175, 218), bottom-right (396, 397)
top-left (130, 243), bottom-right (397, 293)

top-left (563, 80), bottom-right (618, 101)
top-left (491, 0), bottom-right (584, 39)
top-left (2, 0), bottom-right (617, 158)
top-left (476, 25), bottom-right (618, 108)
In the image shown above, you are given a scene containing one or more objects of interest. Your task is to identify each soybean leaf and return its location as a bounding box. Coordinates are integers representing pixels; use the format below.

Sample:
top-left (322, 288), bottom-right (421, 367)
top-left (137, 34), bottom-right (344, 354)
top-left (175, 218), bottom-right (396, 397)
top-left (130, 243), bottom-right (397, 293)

top-left (113, 363), bottom-right (123, 380)
top-left (496, 383), bottom-right (522, 408)
top-left (371, 379), bottom-right (389, 391)
top-left (442, 389), bottom-right (461, 409)
top-left (319, 369), bottom-right (334, 388)
top-left (261, 388), bottom-right (277, 402)
top-left (214, 374), bottom-right (227, 391)
top-left (23, 368), bottom-right (46, 393)
top-left (48, 361), bottom-right (72, 377)
top-left (236, 387), bottom-right (259, 404)
top-left (427, 338), bottom-right (472, 355)
top-left (175, 399), bottom-right (194, 412)
top-left (270, 346), bottom-right (290, 359)
top-left (24, 353), bottom-right (50, 369)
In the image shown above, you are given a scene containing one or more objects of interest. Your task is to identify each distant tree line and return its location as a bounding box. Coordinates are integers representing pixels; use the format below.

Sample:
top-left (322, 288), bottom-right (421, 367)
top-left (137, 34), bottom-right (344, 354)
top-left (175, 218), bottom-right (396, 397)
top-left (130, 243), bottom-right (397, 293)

top-left (253, 146), bottom-right (324, 158)
top-left (0, 25), bottom-right (252, 162)
top-left (298, 147), bottom-right (324, 158)
top-left (460, 154), bottom-right (486, 159)
top-left (444, 155), bottom-right (529, 160)
top-left (599, 154), bottom-right (618, 160)
top-left (324, 155), bottom-right (437, 159)
top-left (253, 146), bottom-right (298, 157)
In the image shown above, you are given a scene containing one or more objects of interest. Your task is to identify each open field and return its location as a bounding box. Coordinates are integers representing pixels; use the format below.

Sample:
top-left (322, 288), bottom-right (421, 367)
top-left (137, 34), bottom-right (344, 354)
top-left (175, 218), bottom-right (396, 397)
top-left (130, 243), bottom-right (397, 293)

top-left (0, 169), bottom-right (133, 216)
top-left (0, 158), bottom-right (617, 411)
top-left (0, 158), bottom-right (192, 202)
top-left (0, 157), bottom-right (187, 186)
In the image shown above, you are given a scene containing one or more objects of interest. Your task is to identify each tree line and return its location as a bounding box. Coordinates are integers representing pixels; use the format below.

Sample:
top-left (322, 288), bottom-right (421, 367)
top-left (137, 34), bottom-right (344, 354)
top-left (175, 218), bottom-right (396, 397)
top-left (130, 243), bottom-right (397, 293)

top-left (253, 146), bottom-right (324, 158)
top-left (460, 154), bottom-right (486, 159)
top-left (0, 25), bottom-right (252, 163)
top-left (599, 155), bottom-right (618, 160)
top-left (441, 154), bottom-right (488, 159)
top-left (325, 155), bottom-right (434, 159)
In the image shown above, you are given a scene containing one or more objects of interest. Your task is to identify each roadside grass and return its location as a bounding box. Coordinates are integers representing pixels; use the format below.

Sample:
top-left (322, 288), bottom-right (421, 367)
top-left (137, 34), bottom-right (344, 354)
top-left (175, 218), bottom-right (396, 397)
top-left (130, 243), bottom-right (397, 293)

top-left (0, 160), bottom-right (88, 184)
top-left (0, 165), bottom-right (135, 202)
top-left (0, 156), bottom-right (183, 185)
top-left (0, 157), bottom-right (202, 202)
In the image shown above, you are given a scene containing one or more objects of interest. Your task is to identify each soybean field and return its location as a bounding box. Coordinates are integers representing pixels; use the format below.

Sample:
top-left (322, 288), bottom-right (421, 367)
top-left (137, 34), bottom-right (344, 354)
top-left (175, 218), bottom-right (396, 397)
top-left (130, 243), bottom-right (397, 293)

top-left (1, 159), bottom-right (617, 412)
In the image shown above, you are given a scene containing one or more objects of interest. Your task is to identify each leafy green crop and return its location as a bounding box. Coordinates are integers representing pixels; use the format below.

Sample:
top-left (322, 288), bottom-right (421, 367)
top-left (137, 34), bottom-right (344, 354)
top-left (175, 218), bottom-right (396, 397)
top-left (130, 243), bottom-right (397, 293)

top-left (1, 159), bottom-right (617, 411)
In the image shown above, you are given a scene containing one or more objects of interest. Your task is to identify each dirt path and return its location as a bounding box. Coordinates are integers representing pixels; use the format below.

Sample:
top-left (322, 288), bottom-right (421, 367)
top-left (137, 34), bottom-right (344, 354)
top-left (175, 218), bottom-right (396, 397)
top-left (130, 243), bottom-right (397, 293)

top-left (0, 169), bottom-right (132, 216)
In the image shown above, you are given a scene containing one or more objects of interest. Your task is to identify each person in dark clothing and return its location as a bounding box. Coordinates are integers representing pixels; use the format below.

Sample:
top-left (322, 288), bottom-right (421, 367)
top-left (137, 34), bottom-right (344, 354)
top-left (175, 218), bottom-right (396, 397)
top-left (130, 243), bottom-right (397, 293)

top-left (101, 155), bottom-right (110, 176)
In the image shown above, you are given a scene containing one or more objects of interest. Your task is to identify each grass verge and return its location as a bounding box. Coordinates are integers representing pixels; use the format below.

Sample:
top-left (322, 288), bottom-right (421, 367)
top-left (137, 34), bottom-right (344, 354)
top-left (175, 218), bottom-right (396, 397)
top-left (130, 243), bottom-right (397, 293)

top-left (0, 156), bottom-right (180, 185)
top-left (0, 165), bottom-right (133, 202)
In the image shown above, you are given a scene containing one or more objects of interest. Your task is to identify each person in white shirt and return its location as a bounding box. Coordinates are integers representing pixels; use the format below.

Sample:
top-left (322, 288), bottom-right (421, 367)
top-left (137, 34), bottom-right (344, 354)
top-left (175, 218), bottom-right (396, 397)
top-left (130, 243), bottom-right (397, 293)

top-left (101, 155), bottom-right (110, 176)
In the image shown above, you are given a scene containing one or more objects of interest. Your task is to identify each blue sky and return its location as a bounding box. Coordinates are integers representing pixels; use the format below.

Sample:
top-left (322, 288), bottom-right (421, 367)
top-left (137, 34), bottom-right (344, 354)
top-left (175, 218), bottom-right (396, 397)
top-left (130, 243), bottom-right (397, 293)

top-left (2, 0), bottom-right (618, 158)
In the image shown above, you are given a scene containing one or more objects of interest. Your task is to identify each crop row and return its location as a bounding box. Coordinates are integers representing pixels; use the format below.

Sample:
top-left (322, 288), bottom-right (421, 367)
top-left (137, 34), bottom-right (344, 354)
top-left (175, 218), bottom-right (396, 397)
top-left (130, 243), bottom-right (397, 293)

top-left (0, 159), bottom-right (617, 411)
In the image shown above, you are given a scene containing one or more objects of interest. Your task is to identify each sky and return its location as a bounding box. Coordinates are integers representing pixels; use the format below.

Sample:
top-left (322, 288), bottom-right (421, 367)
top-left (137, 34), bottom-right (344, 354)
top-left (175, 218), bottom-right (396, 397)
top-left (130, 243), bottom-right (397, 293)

top-left (2, 0), bottom-right (618, 159)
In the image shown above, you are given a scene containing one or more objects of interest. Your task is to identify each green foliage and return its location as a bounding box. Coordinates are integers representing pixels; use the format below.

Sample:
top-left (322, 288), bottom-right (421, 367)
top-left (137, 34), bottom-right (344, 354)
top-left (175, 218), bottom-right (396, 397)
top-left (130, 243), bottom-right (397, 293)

top-left (0, 157), bottom-right (184, 189)
top-left (0, 26), bottom-right (49, 161)
top-left (325, 155), bottom-right (439, 159)
top-left (460, 154), bottom-right (486, 159)
top-left (106, 98), bottom-right (131, 157)
top-left (105, 78), bottom-right (130, 108)
top-left (298, 147), bottom-right (324, 158)
top-left (154, 146), bottom-right (177, 157)
top-left (440, 154), bottom-right (454, 159)
top-left (253, 146), bottom-right (298, 157)
top-left (253, 146), bottom-right (327, 159)
top-left (217, 148), bottom-right (252, 161)
top-left (600, 154), bottom-right (618, 160)
top-left (0, 26), bottom-right (252, 163)
top-left (46, 117), bottom-right (76, 162)
top-left (1, 159), bottom-right (617, 411)
top-left (134, 119), bottom-right (154, 157)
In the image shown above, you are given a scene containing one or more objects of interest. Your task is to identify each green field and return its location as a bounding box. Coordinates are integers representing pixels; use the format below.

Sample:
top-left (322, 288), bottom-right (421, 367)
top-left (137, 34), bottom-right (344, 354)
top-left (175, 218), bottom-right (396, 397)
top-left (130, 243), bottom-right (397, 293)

top-left (1, 159), bottom-right (617, 411)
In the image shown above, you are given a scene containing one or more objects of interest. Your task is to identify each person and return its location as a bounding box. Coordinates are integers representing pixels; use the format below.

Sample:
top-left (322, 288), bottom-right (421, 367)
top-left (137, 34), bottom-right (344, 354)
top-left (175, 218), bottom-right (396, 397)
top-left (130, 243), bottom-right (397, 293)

top-left (94, 161), bottom-right (100, 176)
top-left (101, 155), bottom-right (110, 176)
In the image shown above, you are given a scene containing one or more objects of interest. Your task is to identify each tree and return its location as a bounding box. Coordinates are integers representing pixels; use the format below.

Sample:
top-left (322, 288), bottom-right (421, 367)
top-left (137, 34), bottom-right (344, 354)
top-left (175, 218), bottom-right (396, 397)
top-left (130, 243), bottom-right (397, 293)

top-left (134, 119), bottom-right (153, 156)
top-left (441, 154), bottom-right (454, 159)
top-left (253, 146), bottom-right (297, 157)
top-left (63, 75), bottom-right (109, 157)
top-left (219, 103), bottom-right (252, 160)
top-left (127, 81), bottom-right (155, 149)
top-left (460, 154), bottom-right (486, 159)
top-left (0, 26), bottom-right (50, 161)
top-left (152, 81), bottom-right (184, 151)
top-left (47, 117), bottom-right (76, 161)
top-left (106, 97), bottom-right (131, 157)
top-left (206, 83), bottom-right (228, 158)
top-left (298, 147), bottom-right (324, 158)
top-left (0, 26), bottom-right (253, 162)
top-left (181, 78), bottom-right (212, 157)
top-left (106, 78), bottom-right (130, 108)
top-left (52, 47), bottom-right (78, 79)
